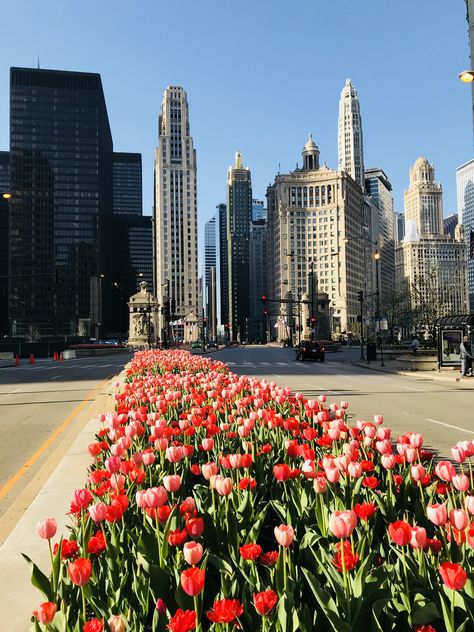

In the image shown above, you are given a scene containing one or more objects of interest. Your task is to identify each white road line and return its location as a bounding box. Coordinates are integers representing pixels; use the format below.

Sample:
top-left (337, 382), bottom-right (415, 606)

top-left (51, 375), bottom-right (62, 380)
top-left (425, 418), bottom-right (474, 436)
top-left (276, 362), bottom-right (289, 366)
top-left (11, 388), bottom-right (22, 393)
top-left (227, 362), bottom-right (236, 365)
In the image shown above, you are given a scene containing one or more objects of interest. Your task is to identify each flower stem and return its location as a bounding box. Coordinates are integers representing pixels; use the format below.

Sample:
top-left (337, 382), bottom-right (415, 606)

top-left (401, 546), bottom-right (411, 623)
top-left (451, 588), bottom-right (455, 632)
top-left (194, 594), bottom-right (201, 632)
top-left (283, 546), bottom-right (287, 593)
top-left (81, 586), bottom-right (87, 622)
top-left (48, 539), bottom-right (57, 598)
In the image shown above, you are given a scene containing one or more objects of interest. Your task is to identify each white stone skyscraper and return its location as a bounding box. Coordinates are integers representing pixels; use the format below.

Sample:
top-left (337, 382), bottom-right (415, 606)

top-left (338, 79), bottom-right (365, 189)
top-left (154, 86), bottom-right (199, 340)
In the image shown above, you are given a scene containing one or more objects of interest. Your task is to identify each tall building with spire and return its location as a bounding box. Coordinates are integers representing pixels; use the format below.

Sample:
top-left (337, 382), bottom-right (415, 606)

top-left (396, 157), bottom-right (467, 318)
top-left (338, 79), bottom-right (365, 189)
top-left (227, 152), bottom-right (252, 341)
top-left (154, 86), bottom-right (199, 339)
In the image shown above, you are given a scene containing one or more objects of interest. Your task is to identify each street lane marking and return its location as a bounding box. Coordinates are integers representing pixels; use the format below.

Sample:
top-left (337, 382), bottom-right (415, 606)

top-left (51, 375), bottom-right (62, 380)
top-left (0, 377), bottom-right (109, 501)
top-left (425, 418), bottom-right (474, 436)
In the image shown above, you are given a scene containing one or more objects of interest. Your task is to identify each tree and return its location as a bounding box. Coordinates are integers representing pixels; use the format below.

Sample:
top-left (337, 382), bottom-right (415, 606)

top-left (380, 280), bottom-right (414, 342)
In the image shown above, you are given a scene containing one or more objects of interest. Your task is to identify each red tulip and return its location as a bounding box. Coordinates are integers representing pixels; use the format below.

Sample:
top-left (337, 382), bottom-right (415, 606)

top-left (67, 557), bottom-right (92, 586)
top-left (332, 540), bottom-right (359, 572)
top-left (186, 517), bottom-right (204, 538)
top-left (167, 609), bottom-right (196, 631)
top-left (253, 590), bottom-right (278, 615)
top-left (439, 562), bottom-right (467, 590)
top-left (206, 598), bottom-right (244, 623)
top-left (273, 463), bottom-right (291, 481)
top-left (84, 620), bottom-right (104, 632)
top-left (240, 543), bottom-right (263, 560)
top-left (388, 520), bottom-right (412, 546)
top-left (33, 602), bottom-right (57, 624)
top-left (180, 567), bottom-right (205, 596)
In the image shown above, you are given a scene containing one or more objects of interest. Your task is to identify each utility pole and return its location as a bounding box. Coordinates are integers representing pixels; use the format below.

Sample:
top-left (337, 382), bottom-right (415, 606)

top-left (358, 290), bottom-right (364, 360)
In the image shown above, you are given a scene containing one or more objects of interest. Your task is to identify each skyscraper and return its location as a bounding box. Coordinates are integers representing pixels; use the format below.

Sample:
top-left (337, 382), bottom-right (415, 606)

top-left (217, 203), bottom-right (228, 328)
top-left (266, 135), bottom-right (366, 337)
top-left (338, 79), bottom-right (365, 189)
top-left (0, 152), bottom-right (10, 336)
top-left (457, 158), bottom-right (474, 308)
top-left (9, 67), bottom-right (113, 338)
top-left (154, 86), bottom-right (198, 337)
top-left (227, 152), bottom-right (252, 341)
top-left (397, 158), bottom-right (467, 318)
top-left (365, 168), bottom-right (396, 301)
top-left (396, 213), bottom-right (405, 243)
top-left (204, 214), bottom-right (217, 317)
top-left (112, 152), bottom-right (142, 215)
top-left (443, 214), bottom-right (459, 240)
top-left (249, 218), bottom-right (267, 342)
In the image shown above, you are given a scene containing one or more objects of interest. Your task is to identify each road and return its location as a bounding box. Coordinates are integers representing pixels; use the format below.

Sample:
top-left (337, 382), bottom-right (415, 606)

top-left (212, 345), bottom-right (474, 457)
top-left (0, 354), bottom-right (130, 521)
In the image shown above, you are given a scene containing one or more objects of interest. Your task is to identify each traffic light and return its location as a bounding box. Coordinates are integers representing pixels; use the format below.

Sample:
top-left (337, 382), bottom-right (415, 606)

top-left (306, 317), bottom-right (310, 327)
top-left (162, 296), bottom-right (170, 320)
top-left (261, 295), bottom-right (267, 305)
top-left (263, 310), bottom-right (268, 317)
top-left (357, 290), bottom-right (364, 302)
top-left (310, 316), bottom-right (317, 324)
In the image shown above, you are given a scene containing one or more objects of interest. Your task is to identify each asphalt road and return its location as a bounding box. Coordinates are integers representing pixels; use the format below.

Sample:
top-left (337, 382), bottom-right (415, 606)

top-left (212, 345), bottom-right (474, 457)
top-left (0, 354), bottom-right (130, 518)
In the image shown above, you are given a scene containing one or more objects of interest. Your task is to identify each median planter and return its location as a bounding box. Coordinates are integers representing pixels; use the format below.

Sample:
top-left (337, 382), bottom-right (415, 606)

top-left (26, 349), bottom-right (474, 631)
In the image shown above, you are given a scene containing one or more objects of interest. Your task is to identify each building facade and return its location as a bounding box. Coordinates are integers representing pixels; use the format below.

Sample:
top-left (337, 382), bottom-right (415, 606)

top-left (204, 214), bottom-right (217, 318)
top-left (365, 168), bottom-right (396, 302)
top-left (9, 67), bottom-right (113, 339)
top-left (252, 198), bottom-right (267, 221)
top-left (396, 212), bottom-right (405, 243)
top-left (338, 79), bottom-right (365, 189)
top-left (443, 214), bottom-right (459, 240)
top-left (112, 152), bottom-right (142, 216)
top-left (0, 151), bottom-right (10, 336)
top-left (217, 203), bottom-right (228, 328)
top-left (249, 218), bottom-right (267, 342)
top-left (457, 158), bottom-right (474, 309)
top-left (266, 135), bottom-right (366, 336)
top-left (397, 157), bottom-right (468, 320)
top-left (227, 152), bottom-right (252, 341)
top-left (154, 86), bottom-right (199, 337)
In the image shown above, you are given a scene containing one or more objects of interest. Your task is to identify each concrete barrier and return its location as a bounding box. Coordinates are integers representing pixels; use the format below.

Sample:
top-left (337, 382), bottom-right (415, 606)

top-left (395, 355), bottom-right (438, 371)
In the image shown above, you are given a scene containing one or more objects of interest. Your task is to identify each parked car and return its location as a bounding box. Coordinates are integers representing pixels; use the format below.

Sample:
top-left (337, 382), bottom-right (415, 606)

top-left (295, 340), bottom-right (325, 362)
top-left (207, 340), bottom-right (218, 349)
top-left (191, 341), bottom-right (202, 349)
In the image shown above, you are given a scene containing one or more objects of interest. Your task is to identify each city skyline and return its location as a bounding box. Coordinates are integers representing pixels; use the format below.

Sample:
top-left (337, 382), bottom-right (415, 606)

top-left (0, 1), bottom-right (471, 257)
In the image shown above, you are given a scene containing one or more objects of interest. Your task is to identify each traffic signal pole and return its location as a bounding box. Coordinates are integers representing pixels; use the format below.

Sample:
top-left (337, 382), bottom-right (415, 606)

top-left (358, 290), bottom-right (365, 360)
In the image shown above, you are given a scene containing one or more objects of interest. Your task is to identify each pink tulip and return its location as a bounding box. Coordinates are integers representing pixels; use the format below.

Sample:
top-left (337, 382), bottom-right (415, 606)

top-left (201, 438), bottom-right (214, 451)
top-left (88, 502), bottom-right (107, 523)
top-left (347, 462), bottom-right (362, 478)
top-left (411, 464), bottom-right (425, 482)
top-left (375, 439), bottom-right (392, 455)
top-left (451, 446), bottom-right (467, 463)
top-left (163, 475), bottom-right (181, 492)
top-left (381, 454), bottom-right (396, 470)
top-left (165, 446), bottom-right (184, 463)
top-left (373, 415), bottom-right (384, 425)
top-left (274, 524), bottom-right (294, 547)
top-left (36, 518), bottom-right (57, 540)
top-left (465, 495), bottom-right (474, 515)
top-left (183, 541), bottom-right (203, 565)
top-left (410, 526), bottom-right (427, 549)
top-left (405, 447), bottom-right (418, 463)
top-left (144, 486), bottom-right (168, 508)
top-left (409, 433), bottom-right (423, 449)
top-left (141, 452), bottom-right (156, 466)
top-left (136, 490), bottom-right (148, 509)
top-left (435, 461), bottom-right (456, 482)
top-left (73, 488), bottom-right (93, 509)
top-left (452, 474), bottom-right (470, 492)
top-left (328, 510), bottom-right (358, 539)
top-left (427, 503), bottom-right (448, 526)
top-left (202, 462), bottom-right (218, 480)
top-left (215, 477), bottom-right (233, 496)
top-left (449, 509), bottom-right (469, 531)
top-left (108, 615), bottom-right (126, 632)
top-left (313, 476), bottom-right (327, 494)
top-left (105, 456), bottom-right (121, 474)
top-left (325, 467), bottom-right (341, 484)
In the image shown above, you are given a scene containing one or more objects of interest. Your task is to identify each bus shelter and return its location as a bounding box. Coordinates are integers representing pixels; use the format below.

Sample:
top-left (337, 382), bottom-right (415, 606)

top-left (434, 315), bottom-right (474, 370)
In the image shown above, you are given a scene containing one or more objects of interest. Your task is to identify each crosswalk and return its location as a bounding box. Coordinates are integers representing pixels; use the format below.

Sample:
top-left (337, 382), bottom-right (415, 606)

top-left (226, 361), bottom-right (316, 368)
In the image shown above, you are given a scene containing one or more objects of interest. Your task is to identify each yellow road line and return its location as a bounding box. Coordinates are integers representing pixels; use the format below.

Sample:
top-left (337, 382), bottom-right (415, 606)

top-left (0, 378), bottom-right (109, 500)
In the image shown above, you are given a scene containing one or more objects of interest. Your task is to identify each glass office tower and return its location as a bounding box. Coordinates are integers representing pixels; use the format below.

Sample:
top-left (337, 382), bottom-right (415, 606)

top-left (113, 152), bottom-right (142, 215)
top-left (9, 67), bottom-right (113, 338)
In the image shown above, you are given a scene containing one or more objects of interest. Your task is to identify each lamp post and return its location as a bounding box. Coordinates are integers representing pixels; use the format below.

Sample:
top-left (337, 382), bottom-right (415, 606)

top-left (113, 282), bottom-right (124, 344)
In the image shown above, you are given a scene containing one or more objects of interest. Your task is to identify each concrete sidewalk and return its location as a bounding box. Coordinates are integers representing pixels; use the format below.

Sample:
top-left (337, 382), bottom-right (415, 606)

top-left (0, 372), bottom-right (123, 630)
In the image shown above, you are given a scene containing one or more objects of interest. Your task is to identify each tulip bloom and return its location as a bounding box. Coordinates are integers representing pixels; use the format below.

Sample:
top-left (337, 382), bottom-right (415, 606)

top-left (183, 541), bottom-right (203, 566)
top-left (253, 590), bottom-right (278, 616)
top-left (180, 567), bottom-right (205, 596)
top-left (206, 598), bottom-right (244, 624)
top-left (163, 475), bottom-right (181, 493)
top-left (449, 509), bottom-right (469, 531)
top-left (328, 510), bottom-right (358, 539)
top-left (108, 615), bottom-right (126, 632)
top-left (36, 518), bottom-right (57, 540)
top-left (167, 609), bottom-right (196, 632)
top-left (388, 520), bottom-right (412, 546)
top-left (240, 543), bottom-right (263, 560)
top-left (439, 562), bottom-right (467, 590)
top-left (88, 502), bottom-right (108, 523)
top-left (33, 602), bottom-right (57, 624)
top-left (427, 503), bottom-right (448, 526)
top-left (410, 526), bottom-right (427, 549)
top-left (274, 524), bottom-right (294, 547)
top-left (67, 557), bottom-right (92, 586)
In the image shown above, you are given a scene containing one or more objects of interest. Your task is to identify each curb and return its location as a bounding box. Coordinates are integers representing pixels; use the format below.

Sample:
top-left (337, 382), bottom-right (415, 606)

top-left (349, 360), bottom-right (470, 385)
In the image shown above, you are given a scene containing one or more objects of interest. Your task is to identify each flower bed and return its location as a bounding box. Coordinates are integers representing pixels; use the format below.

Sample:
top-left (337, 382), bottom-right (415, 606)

top-left (27, 349), bottom-right (474, 631)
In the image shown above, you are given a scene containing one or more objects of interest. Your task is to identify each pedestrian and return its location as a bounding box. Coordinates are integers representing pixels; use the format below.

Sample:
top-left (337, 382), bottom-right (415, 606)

top-left (411, 337), bottom-right (420, 355)
top-left (459, 335), bottom-right (473, 377)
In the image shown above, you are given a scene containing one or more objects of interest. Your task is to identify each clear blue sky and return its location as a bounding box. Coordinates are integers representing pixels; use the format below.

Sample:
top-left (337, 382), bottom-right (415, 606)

top-left (0, 0), bottom-right (472, 247)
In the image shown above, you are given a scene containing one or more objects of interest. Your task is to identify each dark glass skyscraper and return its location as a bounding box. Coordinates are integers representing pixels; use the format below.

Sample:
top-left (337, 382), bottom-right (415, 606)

top-left (9, 67), bottom-right (113, 338)
top-left (113, 152), bottom-right (142, 215)
top-left (227, 152), bottom-right (252, 341)
top-left (0, 152), bottom-right (10, 336)
top-left (217, 203), bottom-right (228, 327)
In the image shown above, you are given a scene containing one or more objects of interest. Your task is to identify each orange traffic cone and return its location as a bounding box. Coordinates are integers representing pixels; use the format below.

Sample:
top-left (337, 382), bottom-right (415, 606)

top-left (15, 355), bottom-right (19, 366)
top-left (53, 351), bottom-right (58, 361)
top-left (29, 353), bottom-right (35, 365)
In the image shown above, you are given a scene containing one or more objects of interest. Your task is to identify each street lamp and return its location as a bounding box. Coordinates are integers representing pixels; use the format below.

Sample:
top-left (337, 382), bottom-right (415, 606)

top-left (459, 70), bottom-right (474, 83)
top-left (2, 192), bottom-right (12, 199)
top-left (113, 282), bottom-right (124, 344)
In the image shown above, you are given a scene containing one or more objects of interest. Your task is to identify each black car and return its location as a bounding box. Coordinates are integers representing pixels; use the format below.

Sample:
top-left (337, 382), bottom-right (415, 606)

top-left (295, 340), bottom-right (325, 362)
